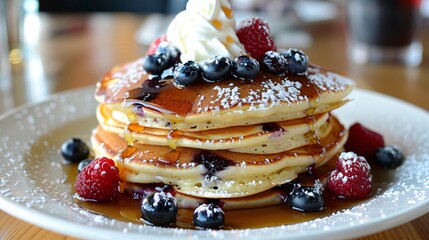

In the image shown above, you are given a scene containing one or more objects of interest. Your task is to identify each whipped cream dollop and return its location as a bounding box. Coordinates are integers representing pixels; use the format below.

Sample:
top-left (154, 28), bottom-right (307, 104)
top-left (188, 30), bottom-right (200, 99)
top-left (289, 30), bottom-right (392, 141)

top-left (167, 0), bottom-right (246, 63)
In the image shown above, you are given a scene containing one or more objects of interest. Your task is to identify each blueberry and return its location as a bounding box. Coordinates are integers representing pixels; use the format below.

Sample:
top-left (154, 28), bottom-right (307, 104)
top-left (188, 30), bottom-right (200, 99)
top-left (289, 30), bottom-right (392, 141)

top-left (78, 159), bottom-right (93, 173)
top-left (193, 203), bottom-right (225, 229)
top-left (262, 122), bottom-right (283, 132)
top-left (287, 186), bottom-right (325, 212)
top-left (143, 53), bottom-right (169, 75)
top-left (156, 42), bottom-right (181, 66)
top-left (141, 192), bottom-right (178, 226)
top-left (280, 181), bottom-right (300, 195)
top-left (375, 145), bottom-right (405, 169)
top-left (174, 61), bottom-right (202, 86)
top-left (193, 151), bottom-right (234, 180)
top-left (61, 138), bottom-right (90, 163)
top-left (201, 56), bottom-right (233, 82)
top-left (232, 55), bottom-right (260, 80)
top-left (262, 51), bottom-right (287, 74)
top-left (161, 66), bottom-right (175, 80)
top-left (283, 48), bottom-right (308, 74)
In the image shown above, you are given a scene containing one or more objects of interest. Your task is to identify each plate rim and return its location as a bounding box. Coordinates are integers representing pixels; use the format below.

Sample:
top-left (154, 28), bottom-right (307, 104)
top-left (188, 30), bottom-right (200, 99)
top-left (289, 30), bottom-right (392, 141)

top-left (0, 87), bottom-right (429, 240)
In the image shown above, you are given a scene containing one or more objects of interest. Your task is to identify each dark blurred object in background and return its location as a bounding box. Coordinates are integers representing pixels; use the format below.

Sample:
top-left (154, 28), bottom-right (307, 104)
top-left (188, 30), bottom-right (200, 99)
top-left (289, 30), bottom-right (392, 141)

top-left (39, 0), bottom-right (187, 13)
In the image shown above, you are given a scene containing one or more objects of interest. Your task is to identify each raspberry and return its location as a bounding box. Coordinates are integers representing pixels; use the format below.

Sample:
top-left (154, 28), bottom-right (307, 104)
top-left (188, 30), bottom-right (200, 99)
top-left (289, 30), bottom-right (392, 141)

top-left (236, 17), bottom-right (277, 61)
top-left (336, 152), bottom-right (371, 176)
top-left (75, 157), bottom-right (120, 202)
top-left (328, 152), bottom-right (372, 199)
top-left (146, 34), bottom-right (168, 55)
top-left (345, 123), bottom-right (385, 159)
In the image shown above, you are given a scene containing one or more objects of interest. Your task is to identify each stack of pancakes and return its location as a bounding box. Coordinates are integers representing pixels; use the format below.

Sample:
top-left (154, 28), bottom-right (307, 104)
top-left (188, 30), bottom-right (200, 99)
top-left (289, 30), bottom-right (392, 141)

top-left (92, 60), bottom-right (355, 209)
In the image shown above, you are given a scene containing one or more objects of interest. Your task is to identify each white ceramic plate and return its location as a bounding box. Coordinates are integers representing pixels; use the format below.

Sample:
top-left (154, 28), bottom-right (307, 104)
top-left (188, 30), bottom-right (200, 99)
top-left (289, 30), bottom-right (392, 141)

top-left (0, 87), bottom-right (429, 240)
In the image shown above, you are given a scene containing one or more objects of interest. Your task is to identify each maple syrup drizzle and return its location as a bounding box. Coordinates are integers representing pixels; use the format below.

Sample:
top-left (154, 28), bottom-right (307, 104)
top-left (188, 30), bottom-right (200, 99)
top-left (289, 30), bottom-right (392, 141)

top-left (160, 150), bottom-right (181, 164)
top-left (167, 130), bottom-right (183, 150)
top-left (300, 76), bottom-right (325, 157)
top-left (119, 146), bottom-right (137, 160)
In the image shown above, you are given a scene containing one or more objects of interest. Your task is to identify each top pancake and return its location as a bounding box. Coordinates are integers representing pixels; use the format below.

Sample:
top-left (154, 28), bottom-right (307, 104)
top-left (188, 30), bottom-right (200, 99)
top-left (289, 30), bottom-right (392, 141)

top-left (95, 58), bottom-right (354, 131)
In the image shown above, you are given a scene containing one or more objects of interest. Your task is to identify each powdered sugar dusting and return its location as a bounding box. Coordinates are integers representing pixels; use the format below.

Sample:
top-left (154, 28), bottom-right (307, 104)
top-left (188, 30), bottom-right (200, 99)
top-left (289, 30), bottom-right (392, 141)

top-left (100, 59), bottom-right (145, 101)
top-left (195, 203), bottom-right (224, 218)
top-left (196, 78), bottom-right (306, 114)
top-left (0, 87), bottom-right (429, 240)
top-left (308, 66), bottom-right (355, 92)
top-left (339, 152), bottom-right (371, 174)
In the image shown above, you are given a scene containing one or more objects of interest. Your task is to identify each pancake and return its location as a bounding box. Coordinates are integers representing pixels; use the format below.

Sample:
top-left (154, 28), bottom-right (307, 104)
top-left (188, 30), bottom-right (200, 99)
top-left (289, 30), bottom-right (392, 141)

top-left (98, 103), bottom-right (333, 153)
top-left (91, 114), bottom-right (347, 198)
top-left (95, 61), bottom-right (354, 131)
top-left (124, 183), bottom-right (284, 210)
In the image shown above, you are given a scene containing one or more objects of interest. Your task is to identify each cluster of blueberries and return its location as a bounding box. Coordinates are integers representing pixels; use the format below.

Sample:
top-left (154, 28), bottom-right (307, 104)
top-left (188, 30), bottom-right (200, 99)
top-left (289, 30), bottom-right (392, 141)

top-left (143, 42), bottom-right (309, 87)
top-left (141, 192), bottom-right (225, 229)
top-left (140, 182), bottom-right (326, 228)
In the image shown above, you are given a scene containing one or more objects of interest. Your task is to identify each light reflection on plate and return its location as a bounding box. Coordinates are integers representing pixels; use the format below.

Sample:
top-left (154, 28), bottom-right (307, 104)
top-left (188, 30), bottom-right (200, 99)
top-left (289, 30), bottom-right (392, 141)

top-left (0, 87), bottom-right (428, 240)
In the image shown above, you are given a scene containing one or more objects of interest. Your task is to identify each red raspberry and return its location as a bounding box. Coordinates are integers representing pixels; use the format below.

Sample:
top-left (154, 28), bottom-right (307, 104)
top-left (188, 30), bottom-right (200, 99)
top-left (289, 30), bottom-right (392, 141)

top-left (345, 123), bottom-right (385, 159)
top-left (236, 17), bottom-right (277, 61)
top-left (75, 157), bottom-right (120, 202)
top-left (336, 152), bottom-right (371, 176)
top-left (328, 152), bottom-right (372, 199)
top-left (146, 34), bottom-right (168, 55)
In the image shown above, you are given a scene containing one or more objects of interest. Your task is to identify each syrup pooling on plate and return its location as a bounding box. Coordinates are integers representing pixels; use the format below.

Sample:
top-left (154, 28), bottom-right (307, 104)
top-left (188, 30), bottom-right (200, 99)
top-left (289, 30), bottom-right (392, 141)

top-left (69, 155), bottom-right (397, 229)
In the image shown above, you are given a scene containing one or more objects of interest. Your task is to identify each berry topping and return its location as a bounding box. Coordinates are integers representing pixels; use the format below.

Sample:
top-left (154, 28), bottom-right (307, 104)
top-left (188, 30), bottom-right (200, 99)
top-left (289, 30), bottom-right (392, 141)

top-left (236, 17), bottom-right (277, 61)
top-left (345, 123), bottom-right (385, 159)
top-left (262, 51), bottom-right (287, 74)
top-left (335, 152), bottom-right (371, 176)
top-left (77, 158), bottom-right (93, 173)
top-left (161, 66), bottom-right (175, 80)
top-left (193, 203), bottom-right (225, 229)
top-left (174, 61), bottom-right (202, 86)
top-left (61, 138), bottom-right (90, 163)
top-left (328, 152), bottom-right (372, 199)
top-left (156, 42), bottom-right (181, 66)
top-left (143, 53), bottom-right (170, 75)
top-left (262, 122), bottom-right (283, 132)
top-left (146, 34), bottom-right (168, 55)
top-left (75, 157), bottom-right (120, 202)
top-left (286, 186), bottom-right (325, 212)
top-left (141, 192), bottom-right (178, 226)
top-left (201, 56), bottom-right (233, 82)
top-left (193, 151), bottom-right (235, 180)
top-left (280, 180), bottom-right (300, 195)
top-left (283, 48), bottom-right (309, 74)
top-left (375, 145), bottom-right (405, 169)
top-left (232, 55), bottom-right (260, 80)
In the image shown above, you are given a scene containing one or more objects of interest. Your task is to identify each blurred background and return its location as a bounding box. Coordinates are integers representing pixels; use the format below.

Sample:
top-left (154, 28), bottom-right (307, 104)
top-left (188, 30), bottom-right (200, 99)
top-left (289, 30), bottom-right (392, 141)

top-left (1, 0), bottom-right (429, 113)
top-left (39, 0), bottom-right (188, 13)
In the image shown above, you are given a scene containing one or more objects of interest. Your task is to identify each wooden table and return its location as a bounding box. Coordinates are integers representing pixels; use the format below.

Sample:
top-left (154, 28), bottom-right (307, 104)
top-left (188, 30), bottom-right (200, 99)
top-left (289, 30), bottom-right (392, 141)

top-left (0, 12), bottom-right (428, 240)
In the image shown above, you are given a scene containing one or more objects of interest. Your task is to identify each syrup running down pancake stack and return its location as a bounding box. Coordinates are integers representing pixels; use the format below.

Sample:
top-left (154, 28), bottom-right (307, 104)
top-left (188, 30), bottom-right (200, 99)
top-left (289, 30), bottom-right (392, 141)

top-left (91, 0), bottom-right (355, 210)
